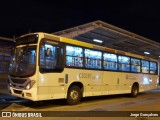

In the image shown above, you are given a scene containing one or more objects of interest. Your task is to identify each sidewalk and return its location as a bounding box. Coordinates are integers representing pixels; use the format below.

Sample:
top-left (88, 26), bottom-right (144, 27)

top-left (0, 85), bottom-right (14, 101)
top-left (0, 73), bottom-right (9, 94)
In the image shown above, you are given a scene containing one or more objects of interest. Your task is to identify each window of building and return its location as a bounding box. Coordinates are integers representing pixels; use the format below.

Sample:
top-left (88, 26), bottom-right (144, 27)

top-left (0, 56), bottom-right (3, 60)
top-left (131, 58), bottom-right (141, 72)
top-left (118, 55), bottom-right (130, 71)
top-left (141, 60), bottom-right (149, 73)
top-left (103, 53), bottom-right (117, 70)
top-left (66, 45), bottom-right (83, 67)
top-left (85, 49), bottom-right (102, 69)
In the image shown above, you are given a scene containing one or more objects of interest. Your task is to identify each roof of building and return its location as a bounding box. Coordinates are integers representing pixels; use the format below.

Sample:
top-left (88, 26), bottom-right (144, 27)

top-left (0, 37), bottom-right (13, 42)
top-left (53, 20), bottom-right (160, 59)
top-left (0, 37), bottom-right (14, 56)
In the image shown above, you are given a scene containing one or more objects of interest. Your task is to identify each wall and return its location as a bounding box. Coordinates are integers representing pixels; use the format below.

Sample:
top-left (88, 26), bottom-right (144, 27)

top-left (0, 39), bottom-right (14, 93)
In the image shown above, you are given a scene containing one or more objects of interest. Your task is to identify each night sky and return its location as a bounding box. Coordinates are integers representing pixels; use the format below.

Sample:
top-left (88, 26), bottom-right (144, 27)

top-left (0, 0), bottom-right (160, 43)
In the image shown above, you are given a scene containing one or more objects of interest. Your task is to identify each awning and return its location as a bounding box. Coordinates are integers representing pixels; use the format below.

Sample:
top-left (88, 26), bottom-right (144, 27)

top-left (54, 20), bottom-right (160, 59)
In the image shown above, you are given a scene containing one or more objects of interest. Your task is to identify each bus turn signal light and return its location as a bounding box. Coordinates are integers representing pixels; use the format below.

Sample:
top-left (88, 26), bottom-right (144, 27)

top-left (26, 93), bottom-right (32, 97)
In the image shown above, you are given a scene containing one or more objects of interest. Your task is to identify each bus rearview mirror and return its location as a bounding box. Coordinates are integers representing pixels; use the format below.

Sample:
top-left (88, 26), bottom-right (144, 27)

top-left (45, 48), bottom-right (51, 56)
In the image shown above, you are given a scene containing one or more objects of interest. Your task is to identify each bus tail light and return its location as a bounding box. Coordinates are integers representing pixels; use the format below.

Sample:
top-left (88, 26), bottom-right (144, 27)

top-left (26, 80), bottom-right (36, 90)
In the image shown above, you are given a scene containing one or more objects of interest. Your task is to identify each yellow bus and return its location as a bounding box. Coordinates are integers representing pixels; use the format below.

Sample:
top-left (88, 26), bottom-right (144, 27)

top-left (8, 32), bottom-right (159, 105)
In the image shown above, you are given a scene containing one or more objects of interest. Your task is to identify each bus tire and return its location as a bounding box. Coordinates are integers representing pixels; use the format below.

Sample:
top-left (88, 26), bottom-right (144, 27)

top-left (131, 84), bottom-right (139, 97)
top-left (67, 85), bottom-right (82, 105)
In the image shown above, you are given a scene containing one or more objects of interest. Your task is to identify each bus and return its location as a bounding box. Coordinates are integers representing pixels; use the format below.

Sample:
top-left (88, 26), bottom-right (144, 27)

top-left (8, 32), bottom-right (159, 105)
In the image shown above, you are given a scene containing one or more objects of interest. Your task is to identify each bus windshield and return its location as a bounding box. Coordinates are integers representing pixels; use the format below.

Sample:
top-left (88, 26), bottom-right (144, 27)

top-left (9, 45), bottom-right (36, 77)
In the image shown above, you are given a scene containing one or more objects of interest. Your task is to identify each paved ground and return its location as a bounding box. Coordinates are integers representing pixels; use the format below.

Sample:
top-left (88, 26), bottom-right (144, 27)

top-left (0, 73), bottom-right (8, 90)
top-left (0, 73), bottom-right (20, 110)
top-left (1, 87), bottom-right (160, 120)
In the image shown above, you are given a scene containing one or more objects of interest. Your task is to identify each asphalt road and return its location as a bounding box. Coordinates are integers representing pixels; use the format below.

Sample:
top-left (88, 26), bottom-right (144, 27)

top-left (0, 87), bottom-right (160, 120)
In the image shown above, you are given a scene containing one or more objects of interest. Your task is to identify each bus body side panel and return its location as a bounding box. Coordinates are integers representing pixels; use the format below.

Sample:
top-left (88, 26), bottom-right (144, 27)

top-left (37, 68), bottom-right (159, 101)
top-left (37, 68), bottom-right (104, 100)
top-left (102, 72), bottom-right (137, 95)
top-left (139, 74), bottom-right (159, 92)
top-left (37, 72), bottom-right (67, 100)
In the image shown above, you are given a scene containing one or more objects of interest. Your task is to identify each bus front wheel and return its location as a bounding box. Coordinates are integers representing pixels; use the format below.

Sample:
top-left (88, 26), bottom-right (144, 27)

top-left (131, 84), bottom-right (139, 97)
top-left (67, 85), bottom-right (82, 105)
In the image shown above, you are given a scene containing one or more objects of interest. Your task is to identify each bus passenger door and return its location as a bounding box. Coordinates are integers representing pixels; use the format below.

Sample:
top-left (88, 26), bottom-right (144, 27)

top-left (38, 40), bottom-right (65, 100)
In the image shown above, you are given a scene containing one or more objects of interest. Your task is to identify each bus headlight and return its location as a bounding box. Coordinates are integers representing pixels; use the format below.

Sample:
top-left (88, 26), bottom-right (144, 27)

top-left (26, 80), bottom-right (36, 90)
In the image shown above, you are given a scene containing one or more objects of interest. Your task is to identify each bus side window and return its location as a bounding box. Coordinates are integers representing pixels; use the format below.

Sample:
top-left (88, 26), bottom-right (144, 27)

top-left (40, 45), bottom-right (45, 66)
top-left (118, 55), bottom-right (130, 72)
top-left (40, 42), bottom-right (64, 72)
top-left (103, 53), bottom-right (117, 70)
top-left (150, 61), bottom-right (157, 74)
top-left (85, 49), bottom-right (102, 69)
top-left (131, 58), bottom-right (140, 73)
top-left (141, 60), bottom-right (149, 73)
top-left (66, 45), bottom-right (83, 67)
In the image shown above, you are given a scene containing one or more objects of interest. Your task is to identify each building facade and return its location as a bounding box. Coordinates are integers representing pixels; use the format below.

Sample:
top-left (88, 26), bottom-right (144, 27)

top-left (0, 37), bottom-right (14, 73)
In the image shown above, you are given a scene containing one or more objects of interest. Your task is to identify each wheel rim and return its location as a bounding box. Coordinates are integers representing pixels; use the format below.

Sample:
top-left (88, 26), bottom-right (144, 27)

top-left (70, 90), bottom-right (79, 101)
top-left (133, 87), bottom-right (138, 95)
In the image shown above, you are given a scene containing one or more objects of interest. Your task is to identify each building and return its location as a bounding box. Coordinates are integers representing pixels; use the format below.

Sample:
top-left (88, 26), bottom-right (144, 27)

top-left (0, 37), bottom-right (14, 73)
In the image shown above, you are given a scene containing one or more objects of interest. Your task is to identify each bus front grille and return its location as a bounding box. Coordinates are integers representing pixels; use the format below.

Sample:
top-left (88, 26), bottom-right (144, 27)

top-left (11, 78), bottom-right (27, 84)
top-left (13, 89), bottom-right (22, 94)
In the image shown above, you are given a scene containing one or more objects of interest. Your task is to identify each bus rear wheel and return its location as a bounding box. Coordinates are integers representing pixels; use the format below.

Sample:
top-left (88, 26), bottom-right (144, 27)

top-left (131, 84), bottom-right (139, 97)
top-left (67, 85), bottom-right (82, 105)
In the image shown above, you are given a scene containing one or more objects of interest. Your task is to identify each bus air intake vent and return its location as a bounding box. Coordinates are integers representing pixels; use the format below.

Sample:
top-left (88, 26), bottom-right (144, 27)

top-left (13, 90), bottom-right (22, 94)
top-left (11, 78), bottom-right (27, 84)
